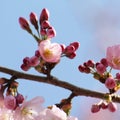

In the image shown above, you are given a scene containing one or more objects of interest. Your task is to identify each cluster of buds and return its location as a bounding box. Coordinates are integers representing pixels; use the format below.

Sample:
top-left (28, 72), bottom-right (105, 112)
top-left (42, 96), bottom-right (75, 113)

top-left (19, 8), bottom-right (80, 75)
top-left (61, 42), bottom-right (80, 59)
top-left (78, 44), bottom-right (120, 113)
top-left (91, 101), bottom-right (117, 113)
top-left (0, 78), bottom-right (24, 110)
top-left (19, 8), bottom-right (56, 41)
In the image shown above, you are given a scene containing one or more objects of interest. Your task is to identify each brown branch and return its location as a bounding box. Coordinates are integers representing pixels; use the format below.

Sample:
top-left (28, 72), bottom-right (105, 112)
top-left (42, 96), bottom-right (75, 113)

top-left (0, 66), bottom-right (120, 103)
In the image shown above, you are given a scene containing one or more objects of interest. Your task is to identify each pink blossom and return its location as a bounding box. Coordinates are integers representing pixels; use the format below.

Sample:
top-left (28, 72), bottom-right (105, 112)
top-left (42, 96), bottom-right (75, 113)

top-left (36, 105), bottom-right (78, 120)
top-left (67, 116), bottom-right (78, 120)
top-left (39, 40), bottom-right (62, 63)
top-left (0, 107), bottom-right (14, 120)
top-left (105, 77), bottom-right (116, 89)
top-left (37, 105), bottom-right (67, 120)
top-left (14, 96), bottom-right (44, 120)
top-left (106, 45), bottom-right (120, 70)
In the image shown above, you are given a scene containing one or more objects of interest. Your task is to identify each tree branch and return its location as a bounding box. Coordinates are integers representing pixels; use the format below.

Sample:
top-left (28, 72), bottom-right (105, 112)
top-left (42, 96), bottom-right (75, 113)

top-left (0, 66), bottom-right (120, 103)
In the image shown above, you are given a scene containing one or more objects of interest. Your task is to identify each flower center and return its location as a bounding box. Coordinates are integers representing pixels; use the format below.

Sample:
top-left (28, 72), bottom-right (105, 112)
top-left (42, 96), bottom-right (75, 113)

top-left (113, 58), bottom-right (120, 66)
top-left (43, 49), bottom-right (53, 59)
top-left (22, 108), bottom-right (32, 116)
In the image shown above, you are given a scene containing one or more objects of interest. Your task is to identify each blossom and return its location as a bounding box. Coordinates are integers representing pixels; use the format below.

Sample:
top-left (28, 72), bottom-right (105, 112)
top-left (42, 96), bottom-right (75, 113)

top-left (14, 96), bottom-right (44, 120)
top-left (0, 108), bottom-right (14, 120)
top-left (36, 105), bottom-right (67, 120)
top-left (36, 105), bottom-right (78, 120)
top-left (106, 45), bottom-right (120, 70)
top-left (39, 40), bottom-right (62, 63)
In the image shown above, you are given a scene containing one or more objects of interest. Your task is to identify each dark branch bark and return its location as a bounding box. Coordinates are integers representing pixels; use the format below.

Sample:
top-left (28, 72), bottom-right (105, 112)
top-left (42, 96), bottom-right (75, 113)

top-left (0, 66), bottom-right (120, 103)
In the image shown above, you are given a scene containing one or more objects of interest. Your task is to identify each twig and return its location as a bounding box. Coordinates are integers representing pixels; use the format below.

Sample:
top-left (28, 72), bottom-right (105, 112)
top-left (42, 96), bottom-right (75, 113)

top-left (0, 66), bottom-right (120, 103)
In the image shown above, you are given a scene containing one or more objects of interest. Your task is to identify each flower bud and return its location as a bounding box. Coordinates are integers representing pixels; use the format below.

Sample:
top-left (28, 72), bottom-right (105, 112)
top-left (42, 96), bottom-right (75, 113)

top-left (96, 63), bottom-right (106, 74)
top-left (16, 93), bottom-right (24, 104)
top-left (41, 20), bottom-right (51, 29)
top-left (30, 56), bottom-right (40, 67)
top-left (40, 8), bottom-right (49, 25)
top-left (70, 42), bottom-right (80, 51)
top-left (60, 44), bottom-right (66, 53)
top-left (86, 60), bottom-right (95, 68)
top-left (35, 50), bottom-right (41, 57)
top-left (91, 104), bottom-right (100, 113)
top-left (65, 45), bottom-right (75, 54)
top-left (47, 27), bottom-right (56, 38)
top-left (4, 95), bottom-right (16, 110)
top-left (116, 72), bottom-right (120, 80)
top-left (21, 64), bottom-right (30, 71)
top-left (19, 17), bottom-right (32, 33)
top-left (78, 65), bottom-right (85, 73)
top-left (67, 52), bottom-right (76, 59)
top-left (100, 58), bottom-right (108, 67)
top-left (108, 102), bottom-right (117, 112)
top-left (105, 77), bottom-right (116, 89)
top-left (30, 12), bottom-right (38, 30)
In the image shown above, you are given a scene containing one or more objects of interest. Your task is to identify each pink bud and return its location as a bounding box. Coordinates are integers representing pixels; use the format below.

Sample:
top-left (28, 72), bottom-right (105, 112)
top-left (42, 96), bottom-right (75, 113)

top-left (47, 27), bottom-right (56, 38)
top-left (23, 57), bottom-right (31, 65)
top-left (30, 12), bottom-right (38, 30)
top-left (60, 44), bottom-right (66, 53)
top-left (4, 95), bottom-right (16, 110)
top-left (108, 102), bottom-right (117, 112)
top-left (101, 101), bottom-right (108, 109)
top-left (100, 58), bottom-right (108, 67)
top-left (16, 93), bottom-right (24, 104)
top-left (40, 28), bottom-right (47, 36)
top-left (91, 104), bottom-right (100, 113)
top-left (35, 50), bottom-right (41, 57)
top-left (41, 20), bottom-right (51, 29)
top-left (19, 17), bottom-right (32, 33)
top-left (70, 42), bottom-right (80, 51)
top-left (65, 45), bottom-right (75, 54)
top-left (78, 65), bottom-right (85, 73)
top-left (67, 52), bottom-right (76, 59)
top-left (105, 77), bottom-right (116, 89)
top-left (21, 64), bottom-right (30, 71)
top-left (40, 8), bottom-right (49, 25)
top-left (86, 60), bottom-right (95, 68)
top-left (116, 72), bottom-right (120, 80)
top-left (96, 63), bottom-right (106, 74)
top-left (30, 56), bottom-right (40, 67)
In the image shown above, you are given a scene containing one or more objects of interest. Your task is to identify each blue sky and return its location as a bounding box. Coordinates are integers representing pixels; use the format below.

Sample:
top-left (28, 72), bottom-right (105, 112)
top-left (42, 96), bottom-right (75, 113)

top-left (1, 0), bottom-right (120, 119)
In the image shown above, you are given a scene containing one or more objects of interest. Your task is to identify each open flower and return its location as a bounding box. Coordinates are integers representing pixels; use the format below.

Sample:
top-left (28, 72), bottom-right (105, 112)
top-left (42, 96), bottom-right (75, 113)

top-left (14, 96), bottom-right (44, 120)
top-left (106, 45), bottom-right (120, 70)
top-left (39, 40), bottom-right (62, 63)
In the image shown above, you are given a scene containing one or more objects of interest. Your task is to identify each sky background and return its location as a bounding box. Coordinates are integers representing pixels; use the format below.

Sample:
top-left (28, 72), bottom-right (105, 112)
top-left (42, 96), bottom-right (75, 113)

top-left (0, 0), bottom-right (120, 119)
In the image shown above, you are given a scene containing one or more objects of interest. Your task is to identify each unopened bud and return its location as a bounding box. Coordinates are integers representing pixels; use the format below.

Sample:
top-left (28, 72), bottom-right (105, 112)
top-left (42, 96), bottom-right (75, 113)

top-left (19, 17), bottom-right (32, 33)
top-left (30, 12), bottom-right (38, 30)
top-left (40, 8), bottom-right (49, 25)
